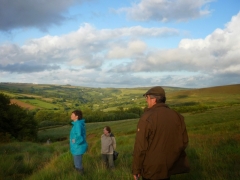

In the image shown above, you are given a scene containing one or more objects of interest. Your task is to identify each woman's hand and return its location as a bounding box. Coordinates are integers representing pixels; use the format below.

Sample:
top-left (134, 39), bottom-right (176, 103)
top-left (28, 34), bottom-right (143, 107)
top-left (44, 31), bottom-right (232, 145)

top-left (133, 174), bottom-right (140, 180)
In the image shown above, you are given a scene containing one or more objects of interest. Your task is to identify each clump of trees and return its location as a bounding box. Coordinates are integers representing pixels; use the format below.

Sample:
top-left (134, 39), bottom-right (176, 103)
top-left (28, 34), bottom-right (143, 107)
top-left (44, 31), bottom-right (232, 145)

top-left (35, 110), bottom-right (70, 128)
top-left (0, 93), bottom-right (38, 142)
top-left (83, 106), bottom-right (143, 123)
top-left (34, 106), bottom-right (144, 127)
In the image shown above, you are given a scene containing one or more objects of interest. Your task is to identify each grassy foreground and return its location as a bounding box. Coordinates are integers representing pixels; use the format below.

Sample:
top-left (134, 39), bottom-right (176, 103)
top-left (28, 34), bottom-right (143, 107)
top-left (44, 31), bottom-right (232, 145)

top-left (1, 105), bottom-right (240, 180)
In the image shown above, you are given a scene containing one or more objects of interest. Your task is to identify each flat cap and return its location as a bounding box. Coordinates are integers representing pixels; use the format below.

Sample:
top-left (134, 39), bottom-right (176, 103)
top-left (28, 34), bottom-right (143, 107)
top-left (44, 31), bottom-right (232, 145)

top-left (143, 86), bottom-right (165, 97)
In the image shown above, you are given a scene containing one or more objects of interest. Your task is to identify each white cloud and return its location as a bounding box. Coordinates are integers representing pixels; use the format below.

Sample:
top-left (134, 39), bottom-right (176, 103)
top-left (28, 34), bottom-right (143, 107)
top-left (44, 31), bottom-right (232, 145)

top-left (118, 0), bottom-right (214, 22)
top-left (1, 12), bottom-right (240, 88)
top-left (0, 24), bottom-right (179, 72)
top-left (107, 40), bottom-right (147, 59)
top-left (110, 12), bottom-right (240, 76)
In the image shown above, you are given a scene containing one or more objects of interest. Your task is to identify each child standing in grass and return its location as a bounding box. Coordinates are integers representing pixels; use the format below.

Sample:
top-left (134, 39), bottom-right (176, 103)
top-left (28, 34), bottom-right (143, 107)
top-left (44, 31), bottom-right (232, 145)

top-left (70, 110), bottom-right (88, 174)
top-left (101, 126), bottom-right (116, 169)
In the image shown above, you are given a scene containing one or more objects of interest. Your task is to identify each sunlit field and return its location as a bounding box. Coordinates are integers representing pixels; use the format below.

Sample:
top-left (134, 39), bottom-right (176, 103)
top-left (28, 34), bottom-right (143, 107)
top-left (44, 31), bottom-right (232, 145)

top-left (1, 104), bottom-right (240, 180)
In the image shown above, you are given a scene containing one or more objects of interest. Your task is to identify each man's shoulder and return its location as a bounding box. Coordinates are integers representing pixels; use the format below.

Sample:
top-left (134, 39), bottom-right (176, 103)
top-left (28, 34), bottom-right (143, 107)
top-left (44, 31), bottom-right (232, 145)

top-left (141, 109), bottom-right (153, 119)
top-left (145, 104), bottom-right (179, 117)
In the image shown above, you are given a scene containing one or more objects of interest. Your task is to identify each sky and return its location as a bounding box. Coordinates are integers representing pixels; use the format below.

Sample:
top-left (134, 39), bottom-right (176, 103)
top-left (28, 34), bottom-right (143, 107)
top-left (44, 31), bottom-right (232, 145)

top-left (0, 0), bottom-right (240, 88)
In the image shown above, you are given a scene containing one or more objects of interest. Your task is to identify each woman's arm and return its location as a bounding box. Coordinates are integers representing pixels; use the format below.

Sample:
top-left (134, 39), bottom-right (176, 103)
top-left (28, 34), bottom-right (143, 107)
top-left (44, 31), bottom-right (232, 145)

top-left (112, 137), bottom-right (116, 150)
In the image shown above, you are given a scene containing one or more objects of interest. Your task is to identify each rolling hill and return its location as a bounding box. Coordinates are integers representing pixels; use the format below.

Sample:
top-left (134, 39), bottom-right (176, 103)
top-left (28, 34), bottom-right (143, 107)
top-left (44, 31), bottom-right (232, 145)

top-left (1, 82), bottom-right (240, 113)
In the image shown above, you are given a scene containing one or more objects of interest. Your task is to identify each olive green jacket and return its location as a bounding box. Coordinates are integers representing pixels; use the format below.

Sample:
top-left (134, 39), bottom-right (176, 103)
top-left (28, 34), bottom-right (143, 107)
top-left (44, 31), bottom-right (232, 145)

top-left (132, 103), bottom-right (190, 179)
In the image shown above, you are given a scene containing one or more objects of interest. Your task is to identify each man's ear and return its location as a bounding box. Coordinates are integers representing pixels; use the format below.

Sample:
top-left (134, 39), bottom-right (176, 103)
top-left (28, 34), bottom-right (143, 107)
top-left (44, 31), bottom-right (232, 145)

top-left (152, 98), bottom-right (157, 103)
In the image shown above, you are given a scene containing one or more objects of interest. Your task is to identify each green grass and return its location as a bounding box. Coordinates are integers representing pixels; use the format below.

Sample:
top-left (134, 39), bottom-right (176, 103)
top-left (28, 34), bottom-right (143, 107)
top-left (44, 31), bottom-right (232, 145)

top-left (0, 141), bottom-right (69, 180)
top-left (1, 105), bottom-right (240, 180)
top-left (21, 99), bottom-right (58, 109)
top-left (38, 126), bottom-right (71, 142)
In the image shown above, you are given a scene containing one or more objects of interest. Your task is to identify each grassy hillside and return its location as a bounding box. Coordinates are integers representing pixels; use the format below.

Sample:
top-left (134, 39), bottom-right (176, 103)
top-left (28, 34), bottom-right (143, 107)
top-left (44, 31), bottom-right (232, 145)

top-left (1, 83), bottom-right (240, 113)
top-left (1, 104), bottom-right (240, 180)
top-left (0, 82), bottom-right (188, 111)
top-left (166, 84), bottom-right (240, 113)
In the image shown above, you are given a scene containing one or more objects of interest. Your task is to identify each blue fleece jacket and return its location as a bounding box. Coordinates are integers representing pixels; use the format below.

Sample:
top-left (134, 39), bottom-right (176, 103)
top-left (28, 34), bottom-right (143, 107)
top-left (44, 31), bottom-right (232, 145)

top-left (70, 119), bottom-right (88, 155)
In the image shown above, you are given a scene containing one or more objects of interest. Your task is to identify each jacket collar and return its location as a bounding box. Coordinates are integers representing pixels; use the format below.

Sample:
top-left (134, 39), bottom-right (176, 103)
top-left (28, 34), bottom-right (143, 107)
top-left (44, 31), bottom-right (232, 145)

top-left (145, 103), bottom-right (168, 112)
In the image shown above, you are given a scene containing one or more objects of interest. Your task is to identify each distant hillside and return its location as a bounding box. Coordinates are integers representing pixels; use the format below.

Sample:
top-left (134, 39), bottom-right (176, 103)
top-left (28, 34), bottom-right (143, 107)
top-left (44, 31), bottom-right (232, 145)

top-left (189, 84), bottom-right (240, 94)
top-left (166, 84), bottom-right (240, 112)
top-left (1, 82), bottom-right (239, 112)
top-left (0, 82), bottom-right (186, 111)
top-left (167, 84), bottom-right (240, 97)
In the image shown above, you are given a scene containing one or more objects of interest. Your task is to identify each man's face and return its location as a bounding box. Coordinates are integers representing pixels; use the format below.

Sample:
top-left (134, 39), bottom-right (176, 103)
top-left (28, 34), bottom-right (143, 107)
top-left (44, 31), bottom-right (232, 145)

top-left (145, 95), bottom-right (156, 108)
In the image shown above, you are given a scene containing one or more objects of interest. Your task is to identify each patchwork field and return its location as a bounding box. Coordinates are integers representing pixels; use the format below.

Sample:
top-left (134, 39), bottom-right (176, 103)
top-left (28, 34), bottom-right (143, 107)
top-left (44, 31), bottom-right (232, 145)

top-left (10, 99), bottom-right (36, 110)
top-left (1, 83), bottom-right (240, 113)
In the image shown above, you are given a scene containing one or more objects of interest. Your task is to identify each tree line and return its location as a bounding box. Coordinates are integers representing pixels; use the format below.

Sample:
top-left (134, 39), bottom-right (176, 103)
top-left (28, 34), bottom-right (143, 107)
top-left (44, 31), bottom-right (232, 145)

top-left (35, 106), bottom-right (144, 126)
top-left (0, 93), bottom-right (144, 143)
top-left (0, 93), bottom-right (38, 142)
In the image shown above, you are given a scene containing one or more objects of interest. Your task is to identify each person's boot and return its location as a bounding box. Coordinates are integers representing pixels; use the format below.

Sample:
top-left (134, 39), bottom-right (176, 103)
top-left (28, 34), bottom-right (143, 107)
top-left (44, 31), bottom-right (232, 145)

top-left (75, 168), bottom-right (84, 175)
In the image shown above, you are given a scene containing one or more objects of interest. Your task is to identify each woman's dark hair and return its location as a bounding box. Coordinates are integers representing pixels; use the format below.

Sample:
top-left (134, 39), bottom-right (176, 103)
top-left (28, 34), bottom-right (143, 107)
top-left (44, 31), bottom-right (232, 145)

top-left (104, 126), bottom-right (111, 133)
top-left (72, 110), bottom-right (83, 120)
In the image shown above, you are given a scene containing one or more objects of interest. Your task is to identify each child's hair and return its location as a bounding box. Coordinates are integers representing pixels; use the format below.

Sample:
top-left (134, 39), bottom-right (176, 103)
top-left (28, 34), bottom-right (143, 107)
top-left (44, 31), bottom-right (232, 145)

top-left (104, 126), bottom-right (111, 133)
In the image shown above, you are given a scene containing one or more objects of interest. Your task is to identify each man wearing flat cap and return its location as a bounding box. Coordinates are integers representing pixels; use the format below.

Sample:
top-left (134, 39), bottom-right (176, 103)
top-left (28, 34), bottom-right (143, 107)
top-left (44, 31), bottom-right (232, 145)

top-left (132, 86), bottom-right (190, 180)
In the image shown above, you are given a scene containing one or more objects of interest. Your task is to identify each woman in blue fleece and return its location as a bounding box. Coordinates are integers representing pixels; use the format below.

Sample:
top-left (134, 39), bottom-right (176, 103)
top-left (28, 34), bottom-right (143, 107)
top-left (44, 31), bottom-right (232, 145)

top-left (70, 110), bottom-right (88, 174)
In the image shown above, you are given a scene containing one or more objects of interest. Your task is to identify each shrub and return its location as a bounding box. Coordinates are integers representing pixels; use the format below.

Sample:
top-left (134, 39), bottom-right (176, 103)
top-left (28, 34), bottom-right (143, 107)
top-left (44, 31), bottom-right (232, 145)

top-left (0, 93), bottom-right (38, 142)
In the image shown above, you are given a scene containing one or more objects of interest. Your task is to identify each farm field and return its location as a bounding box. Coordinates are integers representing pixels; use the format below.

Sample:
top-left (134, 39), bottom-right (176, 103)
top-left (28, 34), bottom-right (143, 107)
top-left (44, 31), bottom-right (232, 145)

top-left (1, 83), bottom-right (240, 113)
top-left (10, 99), bottom-right (36, 110)
top-left (1, 104), bottom-right (240, 180)
top-left (10, 99), bottom-right (58, 110)
top-left (19, 99), bottom-right (58, 109)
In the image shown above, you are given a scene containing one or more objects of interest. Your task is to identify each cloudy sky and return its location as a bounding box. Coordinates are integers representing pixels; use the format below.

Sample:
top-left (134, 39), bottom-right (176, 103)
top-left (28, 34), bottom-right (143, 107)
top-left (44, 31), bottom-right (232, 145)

top-left (0, 0), bottom-right (240, 88)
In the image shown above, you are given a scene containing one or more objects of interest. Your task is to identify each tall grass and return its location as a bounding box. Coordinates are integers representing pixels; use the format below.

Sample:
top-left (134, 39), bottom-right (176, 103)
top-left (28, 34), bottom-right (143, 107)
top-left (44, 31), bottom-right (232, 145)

top-left (0, 105), bottom-right (240, 180)
top-left (0, 141), bottom-right (69, 180)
